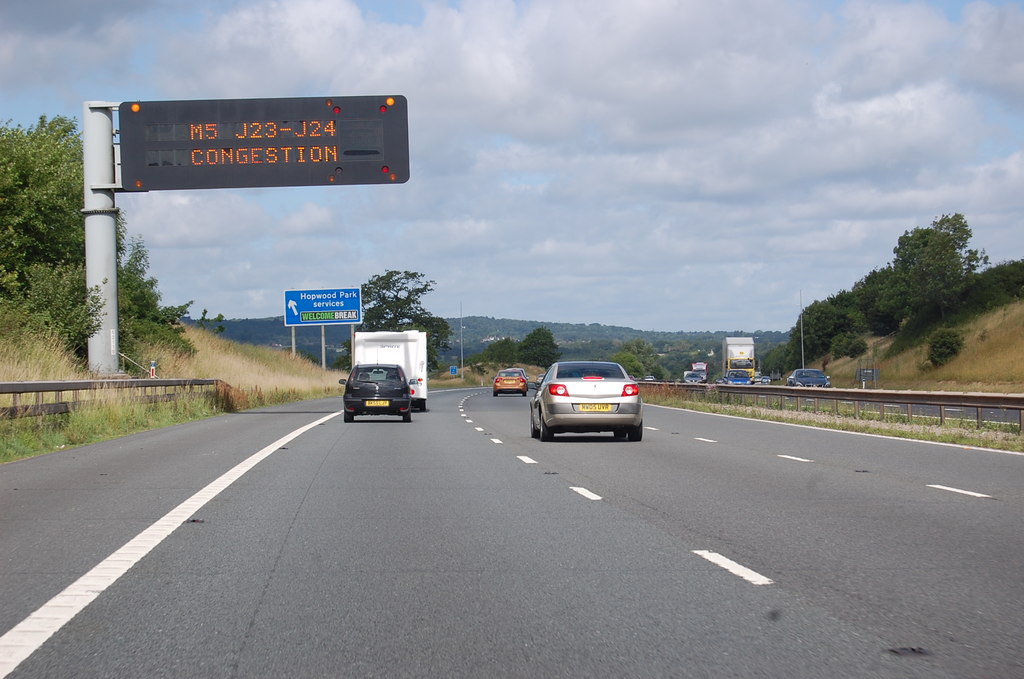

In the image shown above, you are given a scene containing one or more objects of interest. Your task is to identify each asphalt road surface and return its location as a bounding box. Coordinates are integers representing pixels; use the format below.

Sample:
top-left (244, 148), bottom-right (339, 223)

top-left (1, 388), bottom-right (1021, 678)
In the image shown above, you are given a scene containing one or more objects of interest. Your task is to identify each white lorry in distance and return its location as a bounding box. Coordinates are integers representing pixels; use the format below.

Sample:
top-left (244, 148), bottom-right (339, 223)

top-left (351, 330), bottom-right (429, 411)
top-left (722, 337), bottom-right (756, 380)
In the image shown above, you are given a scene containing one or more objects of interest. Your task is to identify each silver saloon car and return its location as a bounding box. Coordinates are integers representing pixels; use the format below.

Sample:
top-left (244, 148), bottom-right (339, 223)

top-left (530, 361), bottom-right (643, 441)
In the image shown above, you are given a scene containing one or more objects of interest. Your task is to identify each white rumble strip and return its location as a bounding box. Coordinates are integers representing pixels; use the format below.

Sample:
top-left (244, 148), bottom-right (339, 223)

top-left (927, 484), bottom-right (992, 499)
top-left (693, 550), bottom-right (774, 586)
top-left (570, 487), bottom-right (603, 501)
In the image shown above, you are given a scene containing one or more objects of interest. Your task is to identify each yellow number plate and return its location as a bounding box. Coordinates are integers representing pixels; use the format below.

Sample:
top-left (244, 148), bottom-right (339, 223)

top-left (578, 403), bottom-right (613, 412)
top-left (365, 400), bottom-right (390, 407)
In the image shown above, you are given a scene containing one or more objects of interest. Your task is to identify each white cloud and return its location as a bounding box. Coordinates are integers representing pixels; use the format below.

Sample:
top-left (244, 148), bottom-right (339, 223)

top-left (2, 0), bottom-right (1021, 330)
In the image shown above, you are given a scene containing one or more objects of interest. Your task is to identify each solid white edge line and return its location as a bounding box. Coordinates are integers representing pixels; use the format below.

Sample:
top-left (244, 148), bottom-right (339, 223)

top-left (777, 454), bottom-right (814, 463)
top-left (645, 403), bottom-right (1024, 457)
top-left (517, 456), bottom-right (538, 464)
top-left (926, 484), bottom-right (992, 498)
top-left (0, 410), bottom-right (342, 678)
top-left (693, 550), bottom-right (774, 585)
top-left (570, 487), bottom-right (602, 500)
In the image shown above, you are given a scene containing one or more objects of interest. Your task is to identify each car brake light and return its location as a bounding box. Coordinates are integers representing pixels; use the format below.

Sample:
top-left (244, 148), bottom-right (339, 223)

top-left (518, 378), bottom-right (526, 384)
top-left (548, 383), bottom-right (569, 397)
top-left (621, 384), bottom-right (639, 397)
top-left (582, 375), bottom-right (604, 380)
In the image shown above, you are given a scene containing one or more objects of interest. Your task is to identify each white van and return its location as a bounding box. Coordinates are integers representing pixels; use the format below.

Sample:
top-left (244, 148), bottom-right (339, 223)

top-left (351, 330), bottom-right (429, 411)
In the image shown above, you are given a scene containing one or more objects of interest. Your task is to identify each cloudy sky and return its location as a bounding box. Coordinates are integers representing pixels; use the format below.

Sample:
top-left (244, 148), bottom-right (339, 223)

top-left (2, 0), bottom-right (1022, 332)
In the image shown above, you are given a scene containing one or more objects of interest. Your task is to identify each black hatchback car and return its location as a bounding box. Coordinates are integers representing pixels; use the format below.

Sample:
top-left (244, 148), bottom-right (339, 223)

top-left (341, 364), bottom-right (413, 422)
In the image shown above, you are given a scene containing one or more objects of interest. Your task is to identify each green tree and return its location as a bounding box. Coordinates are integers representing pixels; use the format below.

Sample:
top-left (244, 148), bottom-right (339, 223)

top-left (0, 116), bottom-right (84, 296)
top-left (477, 337), bottom-right (519, 365)
top-left (21, 262), bottom-right (103, 356)
top-left (358, 270), bottom-right (452, 369)
top-left (518, 326), bottom-right (560, 367)
top-left (851, 267), bottom-right (904, 335)
top-left (611, 351), bottom-right (646, 378)
top-left (118, 236), bottom-right (193, 359)
top-left (927, 328), bottom-right (964, 367)
top-left (613, 338), bottom-right (665, 378)
top-left (781, 295), bottom-right (860, 368)
top-left (889, 214), bottom-right (988, 322)
top-left (830, 332), bottom-right (867, 359)
top-left (0, 116), bottom-right (190, 368)
top-left (195, 309), bottom-right (226, 334)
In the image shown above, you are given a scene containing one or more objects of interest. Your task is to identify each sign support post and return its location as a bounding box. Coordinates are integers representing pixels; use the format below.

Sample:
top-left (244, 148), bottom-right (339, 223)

top-left (83, 101), bottom-right (121, 374)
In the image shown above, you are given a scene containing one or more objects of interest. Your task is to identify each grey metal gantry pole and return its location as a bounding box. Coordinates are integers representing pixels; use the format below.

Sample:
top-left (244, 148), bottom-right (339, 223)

top-left (82, 102), bottom-right (121, 374)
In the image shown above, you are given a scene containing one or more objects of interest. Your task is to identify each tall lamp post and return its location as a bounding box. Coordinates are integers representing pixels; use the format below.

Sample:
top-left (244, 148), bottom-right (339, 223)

top-left (799, 290), bottom-right (806, 369)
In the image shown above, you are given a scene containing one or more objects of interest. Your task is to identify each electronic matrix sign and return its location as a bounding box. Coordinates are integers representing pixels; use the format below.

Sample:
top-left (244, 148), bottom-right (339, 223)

top-left (119, 96), bottom-right (409, 191)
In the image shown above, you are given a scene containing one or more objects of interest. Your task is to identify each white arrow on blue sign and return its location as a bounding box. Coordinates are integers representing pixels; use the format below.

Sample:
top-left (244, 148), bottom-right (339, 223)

top-left (283, 288), bottom-right (362, 327)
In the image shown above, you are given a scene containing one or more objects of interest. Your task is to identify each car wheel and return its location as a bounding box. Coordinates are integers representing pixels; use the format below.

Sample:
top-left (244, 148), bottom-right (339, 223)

top-left (403, 411), bottom-right (412, 423)
top-left (626, 423), bottom-right (643, 442)
top-left (539, 412), bottom-right (555, 442)
top-left (493, 391), bottom-right (498, 397)
top-left (612, 429), bottom-right (626, 438)
top-left (343, 411), bottom-right (354, 423)
top-left (529, 410), bottom-right (540, 439)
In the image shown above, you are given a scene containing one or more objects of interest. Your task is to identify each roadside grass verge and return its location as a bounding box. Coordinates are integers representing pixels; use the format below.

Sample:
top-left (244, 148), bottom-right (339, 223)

top-left (1, 326), bottom-right (345, 463)
top-left (0, 390), bottom-right (223, 463)
top-left (643, 386), bottom-right (1024, 453)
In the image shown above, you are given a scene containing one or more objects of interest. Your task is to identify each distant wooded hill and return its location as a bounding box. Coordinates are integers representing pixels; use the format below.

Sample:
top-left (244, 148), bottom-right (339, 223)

top-left (190, 315), bottom-right (787, 375)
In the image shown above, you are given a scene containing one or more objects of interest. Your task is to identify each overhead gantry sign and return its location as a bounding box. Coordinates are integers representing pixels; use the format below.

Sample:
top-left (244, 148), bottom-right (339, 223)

top-left (118, 95), bottom-right (409, 191)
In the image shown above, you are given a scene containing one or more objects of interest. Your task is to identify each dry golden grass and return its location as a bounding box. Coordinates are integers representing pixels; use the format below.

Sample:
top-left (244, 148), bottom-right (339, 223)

top-left (0, 328), bottom-right (86, 382)
top-left (150, 326), bottom-right (343, 395)
top-left (823, 300), bottom-right (1024, 393)
top-left (1, 325), bottom-right (346, 461)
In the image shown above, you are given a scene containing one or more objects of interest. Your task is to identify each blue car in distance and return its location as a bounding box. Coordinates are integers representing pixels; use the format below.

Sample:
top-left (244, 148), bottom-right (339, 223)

top-left (720, 369), bottom-right (754, 385)
top-left (786, 369), bottom-right (832, 388)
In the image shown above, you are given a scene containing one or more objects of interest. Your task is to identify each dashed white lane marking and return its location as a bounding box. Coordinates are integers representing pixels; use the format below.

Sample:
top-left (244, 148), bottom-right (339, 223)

top-left (475, 427), bottom-right (484, 432)
top-left (517, 456), bottom-right (538, 464)
top-left (694, 437), bottom-right (717, 443)
top-left (693, 550), bottom-right (774, 586)
top-left (645, 426), bottom-right (658, 431)
top-left (491, 439), bottom-right (503, 444)
top-left (570, 487), bottom-right (602, 501)
top-left (777, 454), bottom-right (814, 463)
top-left (0, 410), bottom-right (342, 678)
top-left (927, 484), bottom-right (992, 498)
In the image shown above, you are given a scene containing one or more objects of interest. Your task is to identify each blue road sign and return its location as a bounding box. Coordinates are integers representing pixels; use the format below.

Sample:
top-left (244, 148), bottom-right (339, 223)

top-left (284, 288), bottom-right (361, 327)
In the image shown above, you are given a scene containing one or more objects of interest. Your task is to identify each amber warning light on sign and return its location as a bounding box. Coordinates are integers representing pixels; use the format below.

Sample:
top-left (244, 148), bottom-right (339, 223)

top-left (118, 96), bottom-right (409, 191)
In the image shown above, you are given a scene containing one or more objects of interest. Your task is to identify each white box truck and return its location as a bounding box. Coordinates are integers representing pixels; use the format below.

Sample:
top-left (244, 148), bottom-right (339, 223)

top-left (722, 337), bottom-right (756, 379)
top-left (352, 330), bottom-right (429, 411)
